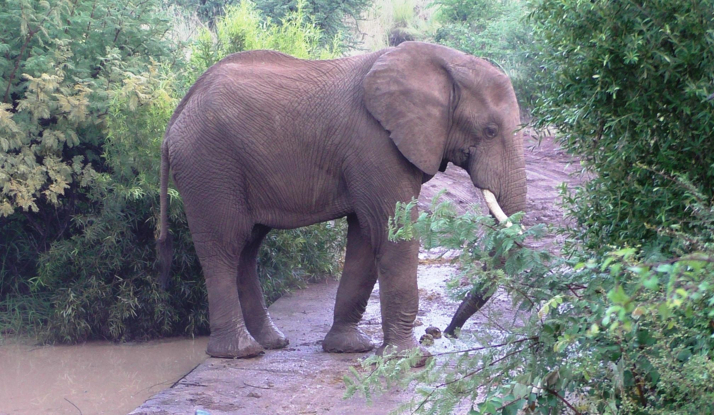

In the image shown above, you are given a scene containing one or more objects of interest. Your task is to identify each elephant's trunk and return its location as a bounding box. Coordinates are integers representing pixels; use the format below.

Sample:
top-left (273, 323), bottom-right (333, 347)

top-left (444, 287), bottom-right (492, 337)
top-left (483, 160), bottom-right (527, 225)
top-left (498, 164), bottom-right (527, 218)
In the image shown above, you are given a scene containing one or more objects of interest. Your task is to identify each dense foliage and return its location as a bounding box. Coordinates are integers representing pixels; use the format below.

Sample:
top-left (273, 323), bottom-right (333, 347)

top-left (0, 0), bottom-right (179, 338)
top-left (347, 1), bottom-right (714, 414)
top-left (531, 0), bottom-right (714, 253)
top-left (0, 0), bottom-right (345, 341)
top-left (170, 0), bottom-right (239, 25)
top-left (170, 0), bottom-right (370, 46)
top-left (254, 0), bottom-right (370, 45)
top-left (187, 0), bottom-right (341, 79)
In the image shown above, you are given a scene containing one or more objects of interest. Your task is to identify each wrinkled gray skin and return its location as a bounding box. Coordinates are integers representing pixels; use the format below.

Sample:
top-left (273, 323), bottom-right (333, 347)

top-left (157, 41), bottom-right (526, 359)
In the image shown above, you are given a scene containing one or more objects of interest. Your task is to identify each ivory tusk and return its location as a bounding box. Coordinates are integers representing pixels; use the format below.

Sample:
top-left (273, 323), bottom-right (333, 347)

top-left (482, 189), bottom-right (512, 227)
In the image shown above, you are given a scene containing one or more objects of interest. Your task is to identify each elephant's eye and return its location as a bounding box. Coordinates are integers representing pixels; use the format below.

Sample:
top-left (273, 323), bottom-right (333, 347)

top-left (484, 125), bottom-right (499, 139)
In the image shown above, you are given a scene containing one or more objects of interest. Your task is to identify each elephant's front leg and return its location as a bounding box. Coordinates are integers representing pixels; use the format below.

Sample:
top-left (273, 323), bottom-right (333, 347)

top-left (197, 241), bottom-right (264, 358)
top-left (323, 215), bottom-right (378, 353)
top-left (375, 238), bottom-right (422, 356)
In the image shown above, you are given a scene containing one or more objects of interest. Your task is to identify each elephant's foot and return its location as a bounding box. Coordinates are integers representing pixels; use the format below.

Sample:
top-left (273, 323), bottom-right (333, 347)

top-left (206, 332), bottom-right (264, 358)
top-left (375, 337), bottom-right (431, 367)
top-left (323, 325), bottom-right (375, 353)
top-left (250, 321), bottom-right (289, 350)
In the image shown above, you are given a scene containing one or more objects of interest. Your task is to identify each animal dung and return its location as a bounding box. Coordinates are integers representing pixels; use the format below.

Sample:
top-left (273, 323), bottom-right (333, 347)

top-left (419, 333), bottom-right (435, 346)
top-left (425, 326), bottom-right (442, 339)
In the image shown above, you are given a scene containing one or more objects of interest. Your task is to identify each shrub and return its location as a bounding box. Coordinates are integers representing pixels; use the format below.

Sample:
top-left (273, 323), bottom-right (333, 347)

top-left (0, 0), bottom-right (179, 336)
top-left (169, 0), bottom-right (239, 25)
top-left (170, 0), bottom-right (370, 46)
top-left (254, 0), bottom-right (371, 47)
top-left (530, 0), bottom-right (714, 253)
top-left (187, 0), bottom-right (342, 80)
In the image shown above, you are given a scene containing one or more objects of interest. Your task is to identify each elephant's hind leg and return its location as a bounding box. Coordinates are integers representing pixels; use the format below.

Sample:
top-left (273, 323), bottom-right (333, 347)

top-left (195, 238), bottom-right (264, 358)
top-left (323, 215), bottom-right (377, 353)
top-left (238, 225), bottom-right (289, 350)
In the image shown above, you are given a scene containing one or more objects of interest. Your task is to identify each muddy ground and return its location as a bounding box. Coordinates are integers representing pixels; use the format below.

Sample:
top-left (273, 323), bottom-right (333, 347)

top-left (130, 132), bottom-right (582, 415)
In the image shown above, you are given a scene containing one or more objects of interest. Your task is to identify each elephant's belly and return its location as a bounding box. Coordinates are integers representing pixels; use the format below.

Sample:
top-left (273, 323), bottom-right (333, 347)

top-left (248, 182), bottom-right (353, 230)
top-left (253, 204), bottom-right (351, 230)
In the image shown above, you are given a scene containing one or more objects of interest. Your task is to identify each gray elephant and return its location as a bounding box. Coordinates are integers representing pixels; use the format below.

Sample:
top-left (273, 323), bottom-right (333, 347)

top-left (157, 41), bottom-right (526, 359)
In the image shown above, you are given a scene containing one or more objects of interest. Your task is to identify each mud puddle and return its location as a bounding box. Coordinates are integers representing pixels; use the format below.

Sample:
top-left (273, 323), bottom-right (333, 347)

top-left (0, 336), bottom-right (209, 415)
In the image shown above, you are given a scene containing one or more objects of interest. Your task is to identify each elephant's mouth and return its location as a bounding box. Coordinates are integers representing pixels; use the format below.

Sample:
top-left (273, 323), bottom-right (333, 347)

top-left (482, 189), bottom-right (512, 228)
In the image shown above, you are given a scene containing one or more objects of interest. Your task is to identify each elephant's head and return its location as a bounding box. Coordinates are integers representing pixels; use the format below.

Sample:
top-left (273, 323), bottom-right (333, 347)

top-left (364, 41), bottom-right (526, 220)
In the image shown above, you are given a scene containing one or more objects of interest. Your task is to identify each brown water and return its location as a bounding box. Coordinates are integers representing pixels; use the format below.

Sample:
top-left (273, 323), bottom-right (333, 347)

top-left (0, 336), bottom-right (208, 415)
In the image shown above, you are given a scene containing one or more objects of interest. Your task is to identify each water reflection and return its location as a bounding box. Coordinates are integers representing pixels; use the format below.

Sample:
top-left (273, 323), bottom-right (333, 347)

top-left (0, 336), bottom-right (208, 415)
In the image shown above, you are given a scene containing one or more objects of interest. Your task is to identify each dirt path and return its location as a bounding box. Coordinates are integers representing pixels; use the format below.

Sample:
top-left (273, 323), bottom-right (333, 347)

top-left (131, 133), bottom-right (582, 415)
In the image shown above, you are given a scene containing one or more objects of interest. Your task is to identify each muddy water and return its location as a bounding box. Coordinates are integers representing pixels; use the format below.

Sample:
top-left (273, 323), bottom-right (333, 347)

top-left (0, 336), bottom-right (208, 415)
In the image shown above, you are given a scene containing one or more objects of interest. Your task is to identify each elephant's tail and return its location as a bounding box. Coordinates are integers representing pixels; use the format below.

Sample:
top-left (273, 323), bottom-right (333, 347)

top-left (157, 139), bottom-right (173, 290)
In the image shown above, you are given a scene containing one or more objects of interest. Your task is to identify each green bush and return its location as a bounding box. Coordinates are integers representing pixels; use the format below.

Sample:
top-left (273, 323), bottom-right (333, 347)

top-left (169, 0), bottom-right (370, 46)
top-left (187, 0), bottom-right (342, 80)
top-left (1, 0), bottom-right (346, 342)
top-left (254, 0), bottom-right (370, 46)
top-left (169, 0), bottom-right (239, 25)
top-left (530, 0), bottom-right (714, 253)
top-left (0, 0), bottom-right (179, 337)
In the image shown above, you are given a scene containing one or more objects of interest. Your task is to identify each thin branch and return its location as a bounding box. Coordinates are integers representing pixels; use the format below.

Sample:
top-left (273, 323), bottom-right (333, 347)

top-left (427, 336), bottom-right (538, 358)
top-left (64, 398), bottom-right (83, 415)
top-left (412, 347), bottom-right (530, 414)
top-left (544, 387), bottom-right (582, 415)
top-left (567, 284), bottom-right (583, 299)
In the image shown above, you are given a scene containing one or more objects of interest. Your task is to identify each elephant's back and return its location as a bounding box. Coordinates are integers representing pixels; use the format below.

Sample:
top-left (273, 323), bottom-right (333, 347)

top-left (165, 48), bottom-right (387, 139)
top-left (170, 50), bottom-right (383, 150)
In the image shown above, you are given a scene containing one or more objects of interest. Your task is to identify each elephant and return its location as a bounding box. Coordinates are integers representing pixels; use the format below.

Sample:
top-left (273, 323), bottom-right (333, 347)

top-left (156, 41), bottom-right (526, 360)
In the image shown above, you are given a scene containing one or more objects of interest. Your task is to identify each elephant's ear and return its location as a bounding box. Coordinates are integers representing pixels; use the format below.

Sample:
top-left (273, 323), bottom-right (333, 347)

top-left (364, 42), bottom-right (460, 176)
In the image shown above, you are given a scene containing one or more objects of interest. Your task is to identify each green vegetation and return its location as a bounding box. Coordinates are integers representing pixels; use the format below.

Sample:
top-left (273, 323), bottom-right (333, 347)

top-left (0, 0), bottom-right (180, 339)
top-left (170, 0), bottom-right (239, 25)
top-left (356, 0), bottom-right (424, 50)
top-left (0, 0), bottom-right (345, 342)
top-left (187, 0), bottom-right (341, 80)
top-left (170, 0), bottom-right (370, 46)
top-left (346, 1), bottom-right (714, 414)
top-left (354, 194), bottom-right (714, 414)
top-left (531, 0), bottom-right (714, 254)
top-left (254, 0), bottom-right (371, 46)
